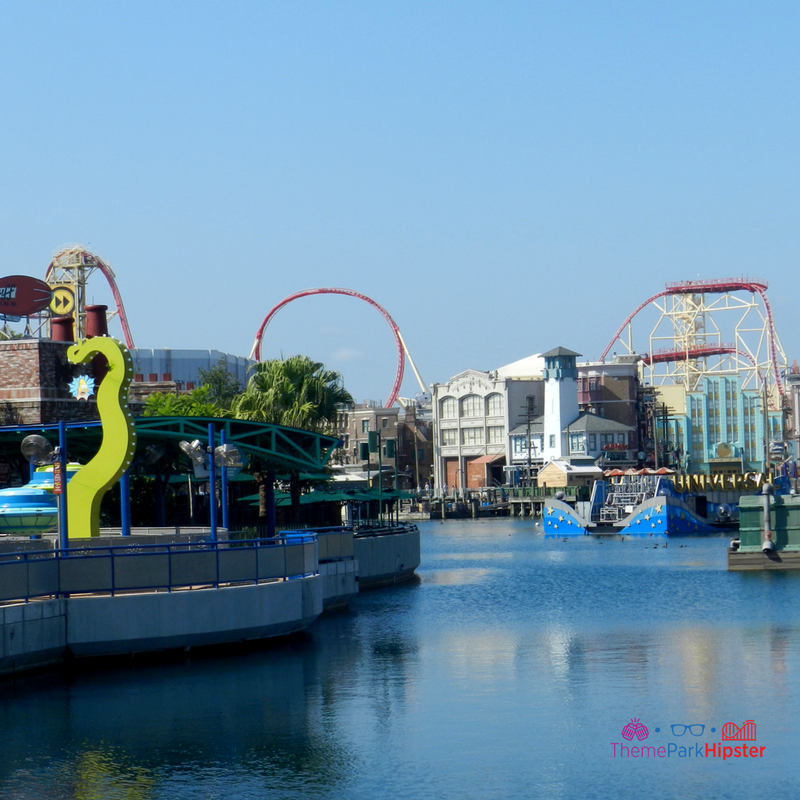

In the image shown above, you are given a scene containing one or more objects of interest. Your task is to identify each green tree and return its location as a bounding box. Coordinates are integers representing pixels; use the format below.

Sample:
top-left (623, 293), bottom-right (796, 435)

top-left (197, 358), bottom-right (242, 410)
top-left (232, 355), bottom-right (353, 524)
top-left (142, 385), bottom-right (229, 418)
top-left (231, 355), bottom-right (352, 432)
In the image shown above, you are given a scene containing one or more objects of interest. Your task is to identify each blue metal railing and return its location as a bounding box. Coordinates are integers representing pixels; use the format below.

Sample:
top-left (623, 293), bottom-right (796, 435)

top-left (0, 534), bottom-right (318, 604)
top-left (296, 522), bottom-right (419, 537)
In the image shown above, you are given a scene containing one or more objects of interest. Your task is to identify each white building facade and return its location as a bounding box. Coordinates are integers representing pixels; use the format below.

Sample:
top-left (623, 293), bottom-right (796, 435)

top-left (432, 347), bottom-right (639, 491)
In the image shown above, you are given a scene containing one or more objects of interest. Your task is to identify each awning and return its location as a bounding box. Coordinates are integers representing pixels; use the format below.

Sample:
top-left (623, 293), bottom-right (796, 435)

top-left (469, 454), bottom-right (506, 464)
top-left (0, 416), bottom-right (340, 477)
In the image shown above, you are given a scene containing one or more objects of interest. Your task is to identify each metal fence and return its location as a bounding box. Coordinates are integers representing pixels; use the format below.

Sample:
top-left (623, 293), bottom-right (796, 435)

top-left (0, 535), bottom-right (318, 604)
top-left (508, 486), bottom-right (580, 498)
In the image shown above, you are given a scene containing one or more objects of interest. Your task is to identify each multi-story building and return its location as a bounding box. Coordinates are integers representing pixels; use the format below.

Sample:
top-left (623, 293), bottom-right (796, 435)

top-left (577, 354), bottom-right (640, 427)
top-left (786, 362), bottom-right (800, 471)
top-left (650, 375), bottom-right (783, 474)
top-left (332, 399), bottom-right (434, 490)
top-left (395, 401), bottom-right (433, 491)
top-left (432, 347), bottom-right (639, 491)
top-left (130, 348), bottom-right (252, 388)
top-left (333, 401), bottom-right (399, 485)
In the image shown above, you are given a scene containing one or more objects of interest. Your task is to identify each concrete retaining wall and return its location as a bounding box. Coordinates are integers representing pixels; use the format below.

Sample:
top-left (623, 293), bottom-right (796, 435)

top-left (0, 599), bottom-right (67, 678)
top-left (66, 576), bottom-right (322, 656)
top-left (0, 575), bottom-right (322, 673)
top-left (354, 529), bottom-right (420, 587)
top-left (319, 560), bottom-right (358, 609)
top-left (0, 525), bottom-right (420, 677)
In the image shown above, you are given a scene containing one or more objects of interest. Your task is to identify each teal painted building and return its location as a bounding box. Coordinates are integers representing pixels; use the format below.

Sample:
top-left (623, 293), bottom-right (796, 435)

top-left (656, 375), bottom-right (783, 474)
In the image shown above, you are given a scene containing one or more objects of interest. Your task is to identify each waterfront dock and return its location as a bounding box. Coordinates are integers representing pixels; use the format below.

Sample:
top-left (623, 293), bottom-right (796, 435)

top-left (507, 486), bottom-right (583, 517)
top-left (729, 492), bottom-right (800, 570)
top-left (0, 522), bottom-right (420, 677)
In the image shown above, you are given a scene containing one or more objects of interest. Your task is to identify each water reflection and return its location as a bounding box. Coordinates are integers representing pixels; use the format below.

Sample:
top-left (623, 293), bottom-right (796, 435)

top-left (423, 567), bottom-right (494, 585)
top-left (0, 631), bottom-right (363, 798)
top-left (2, 519), bottom-right (800, 799)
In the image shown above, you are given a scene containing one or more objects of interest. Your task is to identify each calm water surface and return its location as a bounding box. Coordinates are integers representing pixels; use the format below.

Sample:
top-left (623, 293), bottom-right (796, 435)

top-left (2, 519), bottom-right (800, 799)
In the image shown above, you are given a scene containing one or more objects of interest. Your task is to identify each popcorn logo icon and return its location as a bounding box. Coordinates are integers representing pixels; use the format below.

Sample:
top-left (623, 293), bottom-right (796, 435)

top-left (621, 718), bottom-right (649, 741)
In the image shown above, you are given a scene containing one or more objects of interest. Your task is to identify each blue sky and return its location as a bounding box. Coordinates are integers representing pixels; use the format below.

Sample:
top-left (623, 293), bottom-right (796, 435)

top-left (2, 2), bottom-right (798, 402)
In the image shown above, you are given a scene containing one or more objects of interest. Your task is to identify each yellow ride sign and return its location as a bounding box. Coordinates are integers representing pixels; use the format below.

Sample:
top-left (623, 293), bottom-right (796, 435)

top-left (49, 285), bottom-right (75, 315)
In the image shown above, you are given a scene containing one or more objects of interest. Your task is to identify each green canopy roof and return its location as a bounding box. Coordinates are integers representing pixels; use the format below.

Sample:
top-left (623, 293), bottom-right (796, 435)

top-left (0, 416), bottom-right (340, 477)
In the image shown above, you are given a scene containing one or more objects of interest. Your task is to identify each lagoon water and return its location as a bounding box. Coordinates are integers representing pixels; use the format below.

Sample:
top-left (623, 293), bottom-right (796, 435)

top-left (2, 518), bottom-right (800, 799)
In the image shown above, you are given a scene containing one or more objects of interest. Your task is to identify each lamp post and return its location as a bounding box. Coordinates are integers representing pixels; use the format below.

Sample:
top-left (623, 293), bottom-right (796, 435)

top-left (523, 396), bottom-right (536, 485)
top-left (762, 371), bottom-right (770, 475)
top-left (377, 430), bottom-right (383, 525)
top-left (207, 423), bottom-right (217, 542)
top-left (57, 421), bottom-right (68, 549)
top-left (220, 428), bottom-right (230, 531)
top-left (413, 422), bottom-right (420, 494)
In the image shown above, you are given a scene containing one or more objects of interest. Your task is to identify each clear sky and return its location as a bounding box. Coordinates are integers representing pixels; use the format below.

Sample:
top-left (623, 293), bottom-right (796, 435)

top-left (2, 2), bottom-right (798, 403)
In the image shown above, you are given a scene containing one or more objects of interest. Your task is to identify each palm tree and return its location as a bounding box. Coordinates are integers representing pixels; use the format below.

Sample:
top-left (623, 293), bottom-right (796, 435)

top-left (232, 355), bottom-right (352, 432)
top-left (232, 355), bottom-right (353, 524)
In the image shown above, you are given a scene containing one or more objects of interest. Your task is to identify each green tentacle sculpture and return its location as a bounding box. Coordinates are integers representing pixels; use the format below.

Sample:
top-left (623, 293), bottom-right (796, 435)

top-left (66, 337), bottom-right (137, 539)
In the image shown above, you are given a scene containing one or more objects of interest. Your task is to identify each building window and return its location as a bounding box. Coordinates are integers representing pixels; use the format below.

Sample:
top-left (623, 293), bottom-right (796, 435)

top-left (441, 397), bottom-right (457, 419)
top-left (487, 426), bottom-right (504, 444)
top-left (441, 428), bottom-right (457, 446)
top-left (589, 434), bottom-right (597, 451)
top-left (617, 433), bottom-right (626, 444)
top-left (381, 417), bottom-right (389, 428)
top-left (461, 395), bottom-right (482, 418)
top-left (361, 419), bottom-right (369, 433)
top-left (600, 433), bottom-right (614, 446)
top-left (569, 433), bottom-right (586, 453)
top-left (461, 427), bottom-right (484, 445)
top-left (486, 393), bottom-right (504, 416)
top-left (549, 435), bottom-right (555, 448)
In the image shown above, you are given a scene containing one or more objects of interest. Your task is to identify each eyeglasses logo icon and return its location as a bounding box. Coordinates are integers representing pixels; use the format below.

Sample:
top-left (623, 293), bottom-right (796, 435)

top-left (671, 724), bottom-right (705, 736)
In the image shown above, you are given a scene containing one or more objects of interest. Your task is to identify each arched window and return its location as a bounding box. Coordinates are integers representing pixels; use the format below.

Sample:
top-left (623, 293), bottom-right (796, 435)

top-left (440, 396), bottom-right (457, 419)
top-left (461, 395), bottom-right (482, 418)
top-left (486, 393), bottom-right (504, 416)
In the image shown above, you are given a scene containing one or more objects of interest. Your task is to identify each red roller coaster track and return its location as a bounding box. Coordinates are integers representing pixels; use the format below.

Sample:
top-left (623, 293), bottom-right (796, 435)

top-left (251, 288), bottom-right (406, 408)
top-left (44, 249), bottom-right (136, 349)
top-left (600, 277), bottom-right (783, 393)
top-left (641, 344), bottom-right (738, 366)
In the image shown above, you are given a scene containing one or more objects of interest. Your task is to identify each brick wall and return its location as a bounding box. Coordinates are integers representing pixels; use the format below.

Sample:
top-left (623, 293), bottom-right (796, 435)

top-left (0, 340), bottom-right (99, 424)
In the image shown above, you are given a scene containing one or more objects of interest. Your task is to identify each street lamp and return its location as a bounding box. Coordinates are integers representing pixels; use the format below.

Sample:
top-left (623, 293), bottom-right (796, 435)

top-left (180, 426), bottom-right (244, 541)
